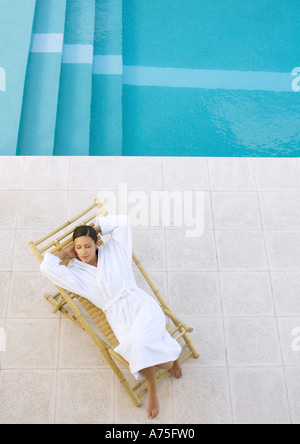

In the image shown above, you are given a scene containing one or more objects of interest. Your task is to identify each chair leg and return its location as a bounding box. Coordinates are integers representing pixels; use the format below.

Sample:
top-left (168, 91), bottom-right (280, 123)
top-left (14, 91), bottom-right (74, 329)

top-left (182, 331), bottom-right (199, 359)
top-left (102, 348), bottom-right (142, 407)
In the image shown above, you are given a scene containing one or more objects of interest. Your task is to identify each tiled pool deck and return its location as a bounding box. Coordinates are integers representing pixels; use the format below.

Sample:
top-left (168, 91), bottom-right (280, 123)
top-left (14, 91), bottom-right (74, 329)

top-left (1, 156), bottom-right (300, 424)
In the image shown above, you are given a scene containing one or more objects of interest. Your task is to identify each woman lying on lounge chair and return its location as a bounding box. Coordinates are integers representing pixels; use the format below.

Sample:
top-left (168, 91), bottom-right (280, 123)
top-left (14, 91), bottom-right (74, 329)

top-left (40, 214), bottom-right (182, 419)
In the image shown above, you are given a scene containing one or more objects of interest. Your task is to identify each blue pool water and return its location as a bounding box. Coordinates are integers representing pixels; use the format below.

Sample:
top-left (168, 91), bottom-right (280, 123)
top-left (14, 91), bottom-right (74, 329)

top-left (0, 0), bottom-right (299, 156)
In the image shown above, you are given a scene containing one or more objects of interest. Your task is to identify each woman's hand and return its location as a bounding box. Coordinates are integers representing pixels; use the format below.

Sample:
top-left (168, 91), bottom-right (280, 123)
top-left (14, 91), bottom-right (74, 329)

top-left (94, 225), bottom-right (101, 235)
top-left (65, 244), bottom-right (78, 258)
top-left (55, 244), bottom-right (78, 260)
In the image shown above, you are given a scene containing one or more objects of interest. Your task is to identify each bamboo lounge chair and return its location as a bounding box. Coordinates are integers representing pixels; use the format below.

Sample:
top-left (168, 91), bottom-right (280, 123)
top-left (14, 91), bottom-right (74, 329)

top-left (28, 198), bottom-right (199, 407)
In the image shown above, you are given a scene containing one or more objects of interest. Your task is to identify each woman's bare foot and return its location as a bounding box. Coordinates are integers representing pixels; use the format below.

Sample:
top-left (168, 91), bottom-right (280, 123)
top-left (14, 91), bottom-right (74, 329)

top-left (168, 359), bottom-right (183, 379)
top-left (147, 392), bottom-right (160, 419)
top-left (140, 366), bottom-right (160, 420)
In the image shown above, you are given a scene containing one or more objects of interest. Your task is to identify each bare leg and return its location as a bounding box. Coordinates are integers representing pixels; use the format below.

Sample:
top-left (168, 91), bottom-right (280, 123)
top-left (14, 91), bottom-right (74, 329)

top-left (168, 359), bottom-right (183, 378)
top-left (157, 359), bottom-right (183, 378)
top-left (140, 366), bottom-right (160, 419)
top-left (157, 361), bottom-right (174, 371)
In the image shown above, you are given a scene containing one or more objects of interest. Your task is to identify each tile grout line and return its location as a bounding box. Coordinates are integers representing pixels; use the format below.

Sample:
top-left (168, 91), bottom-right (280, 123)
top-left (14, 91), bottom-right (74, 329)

top-left (112, 373), bottom-right (116, 424)
top-left (251, 157), bottom-right (293, 424)
top-left (207, 157), bottom-right (235, 424)
top-left (2, 157), bottom-right (25, 364)
top-left (53, 306), bottom-right (63, 424)
top-left (53, 157), bottom-right (69, 424)
top-left (161, 157), bottom-right (175, 423)
top-left (0, 157), bottom-right (25, 386)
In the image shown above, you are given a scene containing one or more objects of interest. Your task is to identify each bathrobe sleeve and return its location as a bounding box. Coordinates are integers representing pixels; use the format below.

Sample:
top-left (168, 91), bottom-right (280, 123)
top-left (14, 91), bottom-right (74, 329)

top-left (40, 252), bottom-right (89, 296)
top-left (97, 215), bottom-right (133, 262)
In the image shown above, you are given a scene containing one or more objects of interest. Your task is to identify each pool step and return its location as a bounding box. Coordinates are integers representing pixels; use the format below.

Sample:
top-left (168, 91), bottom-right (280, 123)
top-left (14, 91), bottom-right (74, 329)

top-left (89, 0), bottom-right (123, 155)
top-left (15, 0), bottom-right (123, 156)
top-left (16, 0), bottom-right (67, 155)
top-left (0, 0), bottom-right (36, 155)
top-left (53, 0), bottom-right (95, 156)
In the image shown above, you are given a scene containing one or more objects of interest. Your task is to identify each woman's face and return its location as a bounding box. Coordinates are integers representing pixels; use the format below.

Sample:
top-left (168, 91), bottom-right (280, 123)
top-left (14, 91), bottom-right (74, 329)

top-left (74, 236), bottom-right (98, 265)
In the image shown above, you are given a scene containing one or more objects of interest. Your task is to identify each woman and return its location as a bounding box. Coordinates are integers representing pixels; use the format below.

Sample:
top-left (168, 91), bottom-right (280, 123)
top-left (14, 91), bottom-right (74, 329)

top-left (40, 214), bottom-right (182, 419)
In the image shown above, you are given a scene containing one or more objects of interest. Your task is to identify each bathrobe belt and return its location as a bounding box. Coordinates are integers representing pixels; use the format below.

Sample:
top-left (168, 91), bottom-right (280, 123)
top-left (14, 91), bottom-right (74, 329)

top-left (103, 287), bottom-right (137, 313)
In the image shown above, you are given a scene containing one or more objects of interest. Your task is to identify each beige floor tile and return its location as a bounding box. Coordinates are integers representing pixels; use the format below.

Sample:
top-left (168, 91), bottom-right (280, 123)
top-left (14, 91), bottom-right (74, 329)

top-left (271, 272), bottom-right (300, 315)
top-left (69, 157), bottom-right (117, 190)
top-left (133, 270), bottom-right (169, 302)
top-left (58, 318), bottom-right (110, 369)
top-left (94, 186), bottom-right (176, 226)
top-left (0, 191), bottom-right (20, 229)
top-left (12, 229), bottom-right (50, 272)
top-left (230, 367), bottom-right (290, 424)
top-left (208, 157), bottom-right (256, 191)
top-left (253, 158), bottom-right (300, 191)
top-left (180, 316), bottom-right (226, 367)
top-left (215, 230), bottom-right (268, 270)
top-left (0, 319), bottom-right (6, 366)
top-left (0, 272), bottom-right (10, 317)
top-left (163, 157), bottom-right (209, 190)
top-left (18, 190), bottom-right (68, 230)
top-left (264, 231), bottom-right (300, 270)
top-left (277, 317), bottom-right (300, 366)
top-left (212, 191), bottom-right (262, 229)
top-left (55, 369), bottom-right (114, 424)
top-left (168, 271), bottom-right (221, 316)
top-left (132, 229), bottom-right (166, 271)
top-left (117, 157), bottom-right (162, 191)
top-left (21, 157), bottom-right (70, 190)
top-left (2, 319), bottom-right (59, 369)
top-left (219, 272), bottom-right (274, 316)
top-left (166, 229), bottom-right (217, 271)
top-left (204, 191), bottom-right (214, 229)
top-left (0, 370), bottom-right (56, 424)
top-left (285, 367), bottom-right (300, 424)
top-left (172, 367), bottom-right (232, 424)
top-left (0, 230), bottom-right (15, 271)
top-left (7, 272), bottom-right (57, 318)
top-left (0, 157), bottom-right (23, 190)
top-left (224, 317), bottom-right (282, 366)
top-left (259, 192), bottom-right (300, 229)
top-left (145, 189), bottom-right (211, 231)
top-left (67, 190), bottom-right (102, 220)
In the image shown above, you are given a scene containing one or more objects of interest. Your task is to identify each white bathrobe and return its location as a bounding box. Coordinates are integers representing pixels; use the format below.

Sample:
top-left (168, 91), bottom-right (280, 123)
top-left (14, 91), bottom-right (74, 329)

top-left (40, 214), bottom-right (181, 379)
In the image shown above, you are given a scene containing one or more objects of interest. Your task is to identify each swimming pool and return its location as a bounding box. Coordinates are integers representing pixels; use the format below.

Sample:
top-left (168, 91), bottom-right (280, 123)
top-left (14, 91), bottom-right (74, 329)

top-left (1, 0), bottom-right (299, 156)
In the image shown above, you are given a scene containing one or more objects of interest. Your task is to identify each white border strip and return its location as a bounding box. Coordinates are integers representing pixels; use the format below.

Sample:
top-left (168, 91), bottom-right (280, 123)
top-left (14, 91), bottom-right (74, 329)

top-left (62, 44), bottom-right (94, 64)
top-left (93, 55), bottom-right (123, 75)
top-left (31, 33), bottom-right (64, 53)
top-left (29, 36), bottom-right (295, 91)
top-left (123, 65), bottom-right (294, 92)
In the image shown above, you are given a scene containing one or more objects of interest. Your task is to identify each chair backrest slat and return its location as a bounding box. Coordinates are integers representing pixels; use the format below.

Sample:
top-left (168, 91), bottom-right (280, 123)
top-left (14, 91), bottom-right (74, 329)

top-left (40, 213), bottom-right (100, 254)
top-left (35, 202), bottom-right (99, 246)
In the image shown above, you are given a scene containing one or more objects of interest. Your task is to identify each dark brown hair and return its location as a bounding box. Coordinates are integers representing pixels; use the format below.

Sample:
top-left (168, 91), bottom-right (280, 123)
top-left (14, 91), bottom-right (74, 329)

top-left (73, 225), bottom-right (98, 245)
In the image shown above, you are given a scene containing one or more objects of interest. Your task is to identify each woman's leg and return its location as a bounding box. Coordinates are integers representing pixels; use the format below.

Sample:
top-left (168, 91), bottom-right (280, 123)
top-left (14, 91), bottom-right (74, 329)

top-left (140, 366), bottom-right (160, 419)
top-left (157, 359), bottom-right (183, 378)
top-left (140, 360), bottom-right (183, 419)
top-left (157, 361), bottom-right (173, 370)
